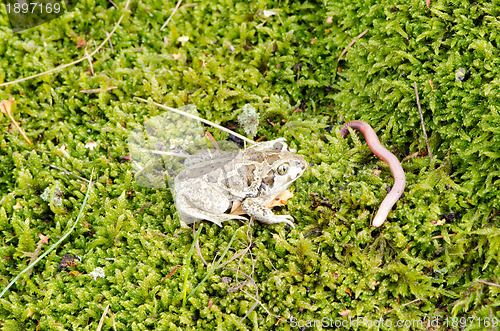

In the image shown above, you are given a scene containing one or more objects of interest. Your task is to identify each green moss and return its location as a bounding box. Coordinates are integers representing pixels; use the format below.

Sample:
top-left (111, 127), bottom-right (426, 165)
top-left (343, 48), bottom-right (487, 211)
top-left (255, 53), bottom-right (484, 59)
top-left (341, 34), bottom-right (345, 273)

top-left (1, 0), bottom-right (500, 329)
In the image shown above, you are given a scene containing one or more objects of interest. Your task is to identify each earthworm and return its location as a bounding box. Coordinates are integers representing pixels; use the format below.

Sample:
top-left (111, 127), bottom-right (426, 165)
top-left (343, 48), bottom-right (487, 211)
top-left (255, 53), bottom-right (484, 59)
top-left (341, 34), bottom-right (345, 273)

top-left (340, 121), bottom-right (406, 227)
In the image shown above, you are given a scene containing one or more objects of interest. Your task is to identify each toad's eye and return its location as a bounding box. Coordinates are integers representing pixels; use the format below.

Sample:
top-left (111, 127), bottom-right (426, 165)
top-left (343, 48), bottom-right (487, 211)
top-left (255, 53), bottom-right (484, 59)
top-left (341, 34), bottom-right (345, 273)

top-left (277, 162), bottom-right (289, 175)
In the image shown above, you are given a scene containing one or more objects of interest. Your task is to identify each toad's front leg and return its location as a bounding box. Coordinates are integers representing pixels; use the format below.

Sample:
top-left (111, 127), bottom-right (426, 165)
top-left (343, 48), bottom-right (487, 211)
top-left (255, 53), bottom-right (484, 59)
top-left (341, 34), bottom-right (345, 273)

top-left (241, 197), bottom-right (295, 228)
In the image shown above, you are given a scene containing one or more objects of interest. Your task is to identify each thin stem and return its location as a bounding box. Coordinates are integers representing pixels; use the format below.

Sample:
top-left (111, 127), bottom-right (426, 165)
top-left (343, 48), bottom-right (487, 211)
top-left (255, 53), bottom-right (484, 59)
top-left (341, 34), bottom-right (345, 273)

top-left (414, 82), bottom-right (433, 160)
top-left (134, 97), bottom-right (254, 144)
top-left (0, 170), bottom-right (94, 299)
top-left (184, 227), bottom-right (239, 304)
top-left (0, 0), bottom-right (131, 87)
top-left (160, 0), bottom-right (182, 30)
top-left (181, 223), bottom-right (204, 308)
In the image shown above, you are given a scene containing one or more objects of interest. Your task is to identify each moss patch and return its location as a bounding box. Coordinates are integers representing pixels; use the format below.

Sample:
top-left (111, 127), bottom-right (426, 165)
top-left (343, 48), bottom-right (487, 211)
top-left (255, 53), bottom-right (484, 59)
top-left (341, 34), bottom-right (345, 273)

top-left (1, 0), bottom-right (499, 329)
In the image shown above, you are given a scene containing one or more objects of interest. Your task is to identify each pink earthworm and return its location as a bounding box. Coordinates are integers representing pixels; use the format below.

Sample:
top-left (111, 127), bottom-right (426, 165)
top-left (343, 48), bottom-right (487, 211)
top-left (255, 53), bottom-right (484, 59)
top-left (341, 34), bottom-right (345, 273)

top-left (340, 120), bottom-right (406, 227)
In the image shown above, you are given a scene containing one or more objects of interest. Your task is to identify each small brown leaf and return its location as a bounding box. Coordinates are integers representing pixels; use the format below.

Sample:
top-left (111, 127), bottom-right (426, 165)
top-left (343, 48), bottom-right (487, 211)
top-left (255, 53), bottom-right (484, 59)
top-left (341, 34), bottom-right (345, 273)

top-left (339, 309), bottom-right (351, 317)
top-left (166, 265), bottom-right (182, 278)
top-left (266, 190), bottom-right (294, 208)
top-left (229, 190), bottom-right (294, 216)
top-left (208, 298), bottom-right (214, 309)
top-left (38, 234), bottom-right (50, 245)
top-left (13, 200), bottom-right (22, 210)
top-left (76, 38), bottom-right (87, 48)
top-left (0, 99), bottom-right (14, 115)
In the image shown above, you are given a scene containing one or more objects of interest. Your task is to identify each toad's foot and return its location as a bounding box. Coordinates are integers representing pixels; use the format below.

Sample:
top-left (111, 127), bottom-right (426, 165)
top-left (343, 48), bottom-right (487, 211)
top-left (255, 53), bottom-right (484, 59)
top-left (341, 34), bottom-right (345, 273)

top-left (241, 198), bottom-right (295, 228)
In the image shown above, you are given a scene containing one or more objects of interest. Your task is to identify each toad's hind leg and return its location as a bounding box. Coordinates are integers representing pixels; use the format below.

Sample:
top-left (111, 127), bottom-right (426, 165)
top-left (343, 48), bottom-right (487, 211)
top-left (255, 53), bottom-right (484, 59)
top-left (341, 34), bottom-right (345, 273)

top-left (175, 191), bottom-right (248, 227)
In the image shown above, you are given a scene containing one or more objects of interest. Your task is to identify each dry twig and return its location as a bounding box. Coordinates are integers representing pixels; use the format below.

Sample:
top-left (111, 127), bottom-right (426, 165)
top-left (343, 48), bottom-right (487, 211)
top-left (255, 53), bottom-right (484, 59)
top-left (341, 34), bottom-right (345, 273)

top-left (384, 298), bottom-right (422, 315)
top-left (105, 32), bottom-right (114, 52)
top-left (402, 152), bottom-right (419, 162)
top-left (338, 29), bottom-right (369, 60)
top-left (224, 267), bottom-right (281, 322)
top-left (161, 0), bottom-right (182, 30)
top-left (0, 0), bottom-right (131, 87)
top-left (96, 304), bottom-right (110, 331)
top-left (0, 100), bottom-right (32, 145)
top-left (477, 280), bottom-right (500, 289)
top-left (134, 97), bottom-right (255, 144)
top-left (108, 0), bottom-right (118, 9)
top-left (24, 234), bottom-right (50, 275)
top-left (193, 223), bottom-right (208, 266)
top-left (48, 164), bottom-right (91, 183)
top-left (80, 86), bottom-right (118, 94)
top-left (430, 233), bottom-right (456, 239)
top-left (85, 48), bottom-right (94, 75)
top-left (414, 82), bottom-right (433, 160)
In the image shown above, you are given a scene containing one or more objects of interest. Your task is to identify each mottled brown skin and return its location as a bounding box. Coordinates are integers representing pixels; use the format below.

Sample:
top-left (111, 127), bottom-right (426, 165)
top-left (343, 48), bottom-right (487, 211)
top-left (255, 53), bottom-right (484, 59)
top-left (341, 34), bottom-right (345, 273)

top-left (174, 139), bottom-right (307, 228)
top-left (341, 120), bottom-right (406, 227)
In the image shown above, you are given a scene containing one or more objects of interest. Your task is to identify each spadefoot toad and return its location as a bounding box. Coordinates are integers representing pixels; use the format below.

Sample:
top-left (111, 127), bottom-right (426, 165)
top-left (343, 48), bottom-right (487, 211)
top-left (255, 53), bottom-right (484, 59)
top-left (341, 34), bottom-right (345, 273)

top-left (173, 138), bottom-right (307, 228)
